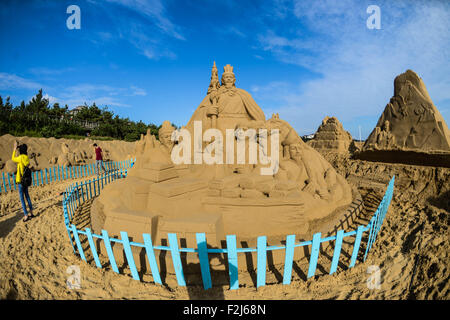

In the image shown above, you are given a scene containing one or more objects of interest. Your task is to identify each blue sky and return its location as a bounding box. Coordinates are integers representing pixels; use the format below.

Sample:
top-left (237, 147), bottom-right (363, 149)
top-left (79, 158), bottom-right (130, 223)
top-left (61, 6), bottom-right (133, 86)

top-left (0, 0), bottom-right (449, 139)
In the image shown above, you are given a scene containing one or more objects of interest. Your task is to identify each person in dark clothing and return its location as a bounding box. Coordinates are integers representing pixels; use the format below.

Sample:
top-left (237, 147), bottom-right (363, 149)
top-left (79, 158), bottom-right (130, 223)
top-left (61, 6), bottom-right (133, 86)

top-left (93, 143), bottom-right (106, 175)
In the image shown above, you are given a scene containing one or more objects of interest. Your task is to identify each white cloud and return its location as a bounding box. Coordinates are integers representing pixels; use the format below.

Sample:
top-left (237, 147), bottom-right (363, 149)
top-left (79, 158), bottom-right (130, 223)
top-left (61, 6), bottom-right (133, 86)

top-left (104, 0), bottom-right (185, 40)
top-left (130, 85), bottom-right (147, 96)
top-left (0, 72), bottom-right (43, 90)
top-left (254, 0), bottom-right (450, 137)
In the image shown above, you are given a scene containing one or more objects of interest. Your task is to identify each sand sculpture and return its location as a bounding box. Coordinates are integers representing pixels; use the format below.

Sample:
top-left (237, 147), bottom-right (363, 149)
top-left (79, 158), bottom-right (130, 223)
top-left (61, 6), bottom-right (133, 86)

top-left (308, 116), bottom-right (355, 155)
top-left (0, 134), bottom-right (134, 173)
top-left (90, 63), bottom-right (355, 272)
top-left (358, 70), bottom-right (450, 167)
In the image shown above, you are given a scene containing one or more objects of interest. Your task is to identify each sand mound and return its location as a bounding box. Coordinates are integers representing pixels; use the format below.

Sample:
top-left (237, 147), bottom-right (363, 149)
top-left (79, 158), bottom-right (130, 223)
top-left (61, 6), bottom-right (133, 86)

top-left (308, 116), bottom-right (356, 155)
top-left (0, 135), bottom-right (136, 173)
top-left (357, 70), bottom-right (450, 167)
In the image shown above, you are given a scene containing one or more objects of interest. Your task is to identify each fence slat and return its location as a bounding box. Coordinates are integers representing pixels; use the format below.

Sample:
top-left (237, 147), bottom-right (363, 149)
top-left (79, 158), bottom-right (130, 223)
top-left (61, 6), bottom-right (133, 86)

top-left (226, 235), bottom-right (239, 290)
top-left (349, 226), bottom-right (365, 268)
top-left (64, 210), bottom-right (76, 253)
top-left (283, 234), bottom-right (296, 284)
top-left (168, 233), bottom-right (186, 286)
top-left (101, 230), bottom-right (119, 273)
top-left (85, 228), bottom-right (102, 268)
top-left (7, 173), bottom-right (12, 190)
top-left (142, 233), bottom-right (162, 285)
top-left (70, 224), bottom-right (86, 261)
top-left (257, 236), bottom-right (267, 288)
top-left (307, 232), bottom-right (321, 278)
top-left (120, 231), bottom-right (140, 281)
top-left (330, 230), bottom-right (344, 274)
top-left (196, 233), bottom-right (212, 290)
top-left (2, 172), bottom-right (7, 192)
top-left (12, 173), bottom-right (17, 190)
top-left (40, 170), bottom-right (44, 186)
top-left (88, 179), bottom-right (92, 199)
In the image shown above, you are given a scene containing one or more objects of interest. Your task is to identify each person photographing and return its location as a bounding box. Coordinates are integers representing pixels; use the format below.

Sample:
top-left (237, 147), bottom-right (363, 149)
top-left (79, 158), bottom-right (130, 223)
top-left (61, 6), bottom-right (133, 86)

top-left (12, 141), bottom-right (34, 222)
top-left (93, 143), bottom-right (106, 175)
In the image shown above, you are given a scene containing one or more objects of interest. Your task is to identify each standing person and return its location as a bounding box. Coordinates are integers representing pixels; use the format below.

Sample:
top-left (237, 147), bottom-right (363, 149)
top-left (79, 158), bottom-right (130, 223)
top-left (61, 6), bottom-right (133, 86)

top-left (93, 143), bottom-right (106, 175)
top-left (12, 141), bottom-right (34, 222)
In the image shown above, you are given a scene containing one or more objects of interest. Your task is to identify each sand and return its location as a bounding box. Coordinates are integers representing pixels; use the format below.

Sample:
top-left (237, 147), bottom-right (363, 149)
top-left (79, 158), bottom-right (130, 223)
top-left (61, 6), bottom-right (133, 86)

top-left (0, 156), bottom-right (448, 300)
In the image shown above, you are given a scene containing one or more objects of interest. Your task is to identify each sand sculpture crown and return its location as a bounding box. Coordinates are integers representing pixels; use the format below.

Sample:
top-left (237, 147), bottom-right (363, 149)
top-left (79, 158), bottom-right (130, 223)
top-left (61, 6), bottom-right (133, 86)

top-left (223, 64), bottom-right (234, 75)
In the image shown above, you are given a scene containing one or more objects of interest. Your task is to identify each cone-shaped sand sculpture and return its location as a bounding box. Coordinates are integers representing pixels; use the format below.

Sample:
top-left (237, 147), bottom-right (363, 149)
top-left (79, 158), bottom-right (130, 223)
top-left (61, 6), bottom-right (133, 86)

top-left (357, 70), bottom-right (450, 167)
top-left (308, 116), bottom-right (355, 155)
top-left (90, 63), bottom-right (357, 272)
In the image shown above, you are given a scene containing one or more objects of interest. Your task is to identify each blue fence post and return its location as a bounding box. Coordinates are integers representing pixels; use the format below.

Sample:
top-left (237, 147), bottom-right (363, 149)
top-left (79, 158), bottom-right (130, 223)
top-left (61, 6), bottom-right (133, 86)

top-left (45, 168), bottom-right (48, 185)
top-left (142, 233), bottom-right (162, 285)
top-left (101, 230), bottom-right (119, 273)
top-left (226, 235), bottom-right (239, 290)
top-left (81, 183), bottom-right (85, 202)
top-left (256, 236), bottom-right (267, 288)
top-left (2, 172), bottom-right (6, 193)
top-left (40, 169), bottom-right (44, 186)
top-left (88, 179), bottom-right (92, 199)
top-left (307, 232), bottom-right (322, 278)
top-left (12, 173), bottom-right (17, 190)
top-left (168, 233), bottom-right (186, 286)
top-left (70, 224), bottom-right (86, 261)
top-left (196, 233), bottom-right (212, 290)
top-left (7, 173), bottom-right (12, 191)
top-left (57, 165), bottom-right (61, 181)
top-left (120, 231), bottom-right (140, 281)
top-left (75, 182), bottom-right (80, 207)
top-left (283, 234), bottom-right (296, 285)
top-left (85, 228), bottom-right (102, 268)
top-left (330, 230), bottom-right (344, 274)
top-left (349, 226), bottom-right (365, 268)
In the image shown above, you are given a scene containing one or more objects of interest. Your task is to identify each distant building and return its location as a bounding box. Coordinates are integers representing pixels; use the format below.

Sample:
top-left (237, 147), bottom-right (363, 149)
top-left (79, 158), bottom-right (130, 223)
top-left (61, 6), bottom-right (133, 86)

top-left (68, 105), bottom-right (86, 116)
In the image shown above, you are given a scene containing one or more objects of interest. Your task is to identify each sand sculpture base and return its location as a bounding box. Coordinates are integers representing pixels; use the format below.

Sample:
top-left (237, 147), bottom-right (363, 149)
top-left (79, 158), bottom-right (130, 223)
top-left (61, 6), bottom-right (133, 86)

top-left (354, 150), bottom-right (450, 168)
top-left (90, 173), bottom-right (356, 274)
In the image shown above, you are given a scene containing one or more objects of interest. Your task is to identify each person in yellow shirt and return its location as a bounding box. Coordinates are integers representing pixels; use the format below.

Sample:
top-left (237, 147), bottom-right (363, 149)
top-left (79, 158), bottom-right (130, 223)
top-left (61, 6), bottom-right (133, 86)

top-left (12, 141), bottom-right (34, 222)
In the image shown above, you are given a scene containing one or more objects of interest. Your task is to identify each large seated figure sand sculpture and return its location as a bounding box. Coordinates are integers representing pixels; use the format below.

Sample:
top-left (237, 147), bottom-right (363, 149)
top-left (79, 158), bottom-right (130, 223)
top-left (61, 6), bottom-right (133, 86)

top-left (90, 63), bottom-right (354, 271)
top-left (308, 116), bottom-right (356, 155)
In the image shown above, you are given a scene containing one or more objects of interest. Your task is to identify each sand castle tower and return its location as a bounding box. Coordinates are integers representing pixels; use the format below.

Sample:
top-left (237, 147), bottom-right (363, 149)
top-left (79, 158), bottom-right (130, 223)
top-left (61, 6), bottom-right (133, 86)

top-left (90, 63), bottom-right (357, 271)
top-left (308, 116), bottom-right (355, 155)
top-left (358, 70), bottom-right (450, 167)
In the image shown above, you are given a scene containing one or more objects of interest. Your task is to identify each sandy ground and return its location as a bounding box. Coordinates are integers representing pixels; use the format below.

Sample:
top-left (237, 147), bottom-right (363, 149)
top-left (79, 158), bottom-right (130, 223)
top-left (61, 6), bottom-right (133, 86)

top-left (0, 158), bottom-right (448, 300)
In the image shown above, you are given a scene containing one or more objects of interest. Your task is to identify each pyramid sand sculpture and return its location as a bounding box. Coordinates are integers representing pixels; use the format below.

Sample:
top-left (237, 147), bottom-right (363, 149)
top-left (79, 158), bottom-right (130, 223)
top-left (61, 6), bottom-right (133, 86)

top-left (90, 63), bottom-right (356, 271)
top-left (364, 70), bottom-right (450, 153)
top-left (308, 116), bottom-right (355, 154)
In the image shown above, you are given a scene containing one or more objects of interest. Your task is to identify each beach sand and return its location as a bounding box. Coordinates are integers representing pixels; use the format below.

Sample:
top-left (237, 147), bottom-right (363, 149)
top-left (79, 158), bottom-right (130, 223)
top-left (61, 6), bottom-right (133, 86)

top-left (0, 159), bottom-right (448, 300)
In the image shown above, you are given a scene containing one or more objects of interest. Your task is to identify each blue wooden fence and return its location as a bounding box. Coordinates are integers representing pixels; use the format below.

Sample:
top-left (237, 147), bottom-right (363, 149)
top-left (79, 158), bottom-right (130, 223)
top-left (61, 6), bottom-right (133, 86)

top-left (0, 159), bottom-right (135, 194)
top-left (62, 171), bottom-right (395, 290)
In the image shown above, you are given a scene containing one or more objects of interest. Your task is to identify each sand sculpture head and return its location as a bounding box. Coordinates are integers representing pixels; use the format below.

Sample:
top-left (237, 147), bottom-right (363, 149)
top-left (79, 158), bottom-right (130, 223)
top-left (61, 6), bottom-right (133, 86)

top-left (221, 64), bottom-right (236, 89)
top-left (158, 121), bottom-right (176, 149)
